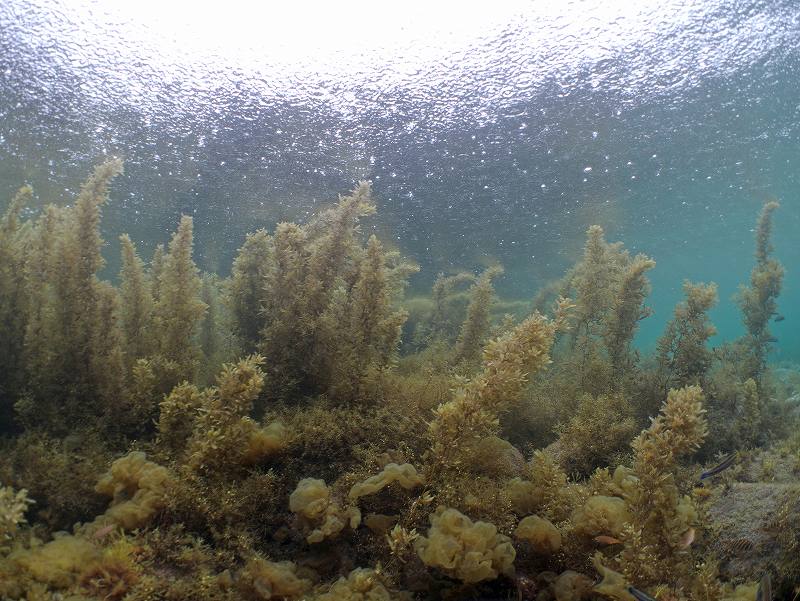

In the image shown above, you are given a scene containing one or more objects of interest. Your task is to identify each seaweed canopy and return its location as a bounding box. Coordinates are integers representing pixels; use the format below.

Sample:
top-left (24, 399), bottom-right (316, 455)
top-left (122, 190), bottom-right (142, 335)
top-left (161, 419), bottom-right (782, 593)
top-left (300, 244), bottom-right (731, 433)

top-left (0, 185), bottom-right (33, 423)
top-left (151, 215), bottom-right (208, 382)
top-left (0, 157), bottom-right (220, 442)
top-left (520, 225), bottom-right (655, 472)
top-left (229, 181), bottom-right (417, 402)
top-left (20, 159), bottom-right (127, 431)
top-left (535, 224), bottom-right (655, 411)
top-left (0, 161), bottom-right (795, 601)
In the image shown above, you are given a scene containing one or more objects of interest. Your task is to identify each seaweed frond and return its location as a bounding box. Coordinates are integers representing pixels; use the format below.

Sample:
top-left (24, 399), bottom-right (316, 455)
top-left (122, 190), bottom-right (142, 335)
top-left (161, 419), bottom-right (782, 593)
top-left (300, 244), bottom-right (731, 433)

top-left (736, 201), bottom-right (783, 384)
top-left (453, 265), bottom-right (504, 367)
top-left (153, 215), bottom-right (207, 382)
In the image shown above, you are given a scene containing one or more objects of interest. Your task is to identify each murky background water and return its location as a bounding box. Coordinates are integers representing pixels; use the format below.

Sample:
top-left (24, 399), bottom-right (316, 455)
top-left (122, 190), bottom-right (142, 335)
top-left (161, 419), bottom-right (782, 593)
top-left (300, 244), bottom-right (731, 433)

top-left (1, 0), bottom-right (798, 357)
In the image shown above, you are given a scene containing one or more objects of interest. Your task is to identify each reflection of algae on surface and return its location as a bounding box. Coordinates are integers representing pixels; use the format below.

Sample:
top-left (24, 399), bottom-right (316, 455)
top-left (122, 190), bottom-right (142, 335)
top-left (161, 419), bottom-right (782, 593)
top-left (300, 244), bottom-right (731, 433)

top-left (0, 160), bottom-right (798, 600)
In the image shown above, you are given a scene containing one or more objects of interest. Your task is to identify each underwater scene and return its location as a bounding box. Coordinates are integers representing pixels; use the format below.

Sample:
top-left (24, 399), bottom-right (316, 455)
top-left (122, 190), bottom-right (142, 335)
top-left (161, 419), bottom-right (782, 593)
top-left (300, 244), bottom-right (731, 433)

top-left (1, 1), bottom-right (799, 600)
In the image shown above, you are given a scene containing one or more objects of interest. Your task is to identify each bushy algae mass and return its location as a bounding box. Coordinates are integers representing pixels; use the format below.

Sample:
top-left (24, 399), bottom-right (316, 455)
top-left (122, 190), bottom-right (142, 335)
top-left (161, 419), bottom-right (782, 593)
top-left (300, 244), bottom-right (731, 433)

top-left (0, 161), bottom-right (798, 600)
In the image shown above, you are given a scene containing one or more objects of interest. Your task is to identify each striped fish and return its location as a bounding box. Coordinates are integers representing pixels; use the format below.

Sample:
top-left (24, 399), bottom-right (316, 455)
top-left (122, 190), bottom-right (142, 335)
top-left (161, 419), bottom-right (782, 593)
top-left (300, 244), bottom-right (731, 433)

top-left (727, 538), bottom-right (754, 554)
top-left (627, 586), bottom-right (657, 601)
top-left (700, 451), bottom-right (737, 480)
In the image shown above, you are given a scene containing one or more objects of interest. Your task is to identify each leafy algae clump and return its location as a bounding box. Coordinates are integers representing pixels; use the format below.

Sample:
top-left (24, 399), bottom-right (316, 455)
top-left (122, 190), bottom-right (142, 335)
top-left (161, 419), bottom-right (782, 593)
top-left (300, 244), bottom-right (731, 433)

top-left (551, 391), bottom-right (637, 475)
top-left (313, 568), bottom-right (409, 601)
top-left (21, 159), bottom-right (125, 432)
top-left (514, 514), bottom-right (561, 554)
top-left (0, 186), bottom-right (32, 421)
top-left (415, 506), bottom-right (516, 583)
top-left (94, 451), bottom-right (173, 530)
top-left (12, 534), bottom-right (100, 589)
top-left (453, 265), bottom-right (504, 367)
top-left (289, 478), bottom-right (361, 544)
top-left (236, 556), bottom-right (311, 600)
top-left (348, 463), bottom-right (424, 501)
top-left (118, 233), bottom-right (155, 370)
top-left (289, 478), bottom-right (331, 521)
top-left (571, 495), bottom-right (631, 538)
top-left (654, 281), bottom-right (718, 393)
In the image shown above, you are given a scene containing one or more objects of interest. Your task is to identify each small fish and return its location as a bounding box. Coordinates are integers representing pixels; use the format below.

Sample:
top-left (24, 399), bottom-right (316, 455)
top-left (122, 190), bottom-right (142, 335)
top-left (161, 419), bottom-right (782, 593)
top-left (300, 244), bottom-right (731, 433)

top-left (628, 586), bottom-right (657, 601)
top-left (765, 336), bottom-right (779, 344)
top-left (756, 573), bottom-right (772, 601)
top-left (700, 451), bottom-right (738, 480)
top-left (594, 535), bottom-right (623, 545)
top-left (678, 527), bottom-right (695, 548)
top-left (93, 524), bottom-right (115, 540)
top-left (593, 534), bottom-right (622, 545)
top-left (774, 314), bottom-right (785, 322)
top-left (728, 537), bottom-right (754, 553)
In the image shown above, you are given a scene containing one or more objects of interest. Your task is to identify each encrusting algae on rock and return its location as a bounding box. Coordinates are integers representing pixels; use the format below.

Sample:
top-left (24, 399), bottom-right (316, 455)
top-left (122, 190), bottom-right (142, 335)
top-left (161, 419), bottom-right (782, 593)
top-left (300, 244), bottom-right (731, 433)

top-left (0, 160), bottom-right (797, 600)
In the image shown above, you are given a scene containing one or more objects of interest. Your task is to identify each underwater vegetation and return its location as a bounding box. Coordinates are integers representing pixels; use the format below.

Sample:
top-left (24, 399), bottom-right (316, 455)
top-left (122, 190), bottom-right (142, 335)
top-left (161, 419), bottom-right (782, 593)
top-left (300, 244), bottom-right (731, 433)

top-left (0, 160), bottom-right (798, 601)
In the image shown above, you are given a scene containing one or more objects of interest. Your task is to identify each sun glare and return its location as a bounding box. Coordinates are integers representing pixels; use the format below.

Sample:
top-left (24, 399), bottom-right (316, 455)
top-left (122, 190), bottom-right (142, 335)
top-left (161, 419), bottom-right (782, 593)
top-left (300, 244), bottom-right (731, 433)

top-left (40, 0), bottom-right (682, 75)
